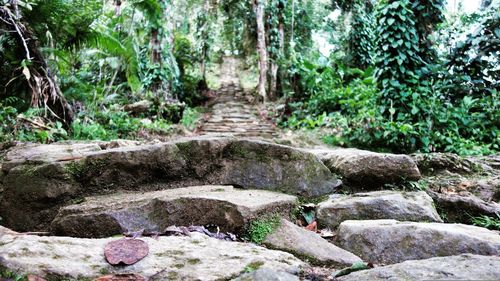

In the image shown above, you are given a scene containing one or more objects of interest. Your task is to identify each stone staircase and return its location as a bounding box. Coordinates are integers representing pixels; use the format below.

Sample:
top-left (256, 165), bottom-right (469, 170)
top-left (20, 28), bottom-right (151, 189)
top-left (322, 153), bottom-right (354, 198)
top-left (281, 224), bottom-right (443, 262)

top-left (1, 138), bottom-right (499, 280)
top-left (198, 58), bottom-right (277, 139)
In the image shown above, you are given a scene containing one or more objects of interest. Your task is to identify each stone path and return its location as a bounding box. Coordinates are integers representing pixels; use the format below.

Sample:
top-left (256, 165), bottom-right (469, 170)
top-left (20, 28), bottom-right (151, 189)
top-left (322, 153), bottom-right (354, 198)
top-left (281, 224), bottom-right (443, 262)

top-left (198, 57), bottom-right (277, 139)
top-left (1, 139), bottom-right (500, 280)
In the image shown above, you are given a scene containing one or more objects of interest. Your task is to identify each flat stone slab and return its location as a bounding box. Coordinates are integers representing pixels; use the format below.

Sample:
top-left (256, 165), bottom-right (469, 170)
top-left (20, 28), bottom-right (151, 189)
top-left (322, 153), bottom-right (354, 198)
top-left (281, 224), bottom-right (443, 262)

top-left (0, 227), bottom-right (305, 280)
top-left (337, 220), bottom-right (500, 264)
top-left (52, 186), bottom-right (297, 238)
top-left (233, 268), bottom-right (299, 281)
top-left (310, 148), bottom-right (421, 188)
top-left (338, 254), bottom-right (500, 281)
top-left (317, 191), bottom-right (442, 229)
top-left (1, 137), bottom-right (340, 232)
top-left (263, 219), bottom-right (362, 267)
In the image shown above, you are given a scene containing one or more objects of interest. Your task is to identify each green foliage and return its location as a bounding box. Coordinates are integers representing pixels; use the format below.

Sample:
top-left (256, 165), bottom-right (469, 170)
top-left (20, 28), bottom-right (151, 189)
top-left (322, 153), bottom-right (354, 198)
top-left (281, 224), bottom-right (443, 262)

top-left (471, 214), bottom-right (500, 230)
top-left (0, 267), bottom-right (27, 281)
top-left (180, 107), bottom-right (202, 131)
top-left (247, 215), bottom-right (282, 244)
top-left (346, 3), bottom-right (375, 69)
top-left (374, 0), bottom-right (422, 117)
top-left (446, 10), bottom-right (499, 99)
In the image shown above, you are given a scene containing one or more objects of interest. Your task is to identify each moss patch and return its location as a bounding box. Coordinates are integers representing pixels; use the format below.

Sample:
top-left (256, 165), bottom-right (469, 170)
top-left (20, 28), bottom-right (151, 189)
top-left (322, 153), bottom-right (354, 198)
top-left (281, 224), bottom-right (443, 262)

top-left (64, 157), bottom-right (109, 182)
top-left (247, 214), bottom-right (282, 244)
top-left (243, 261), bottom-right (265, 273)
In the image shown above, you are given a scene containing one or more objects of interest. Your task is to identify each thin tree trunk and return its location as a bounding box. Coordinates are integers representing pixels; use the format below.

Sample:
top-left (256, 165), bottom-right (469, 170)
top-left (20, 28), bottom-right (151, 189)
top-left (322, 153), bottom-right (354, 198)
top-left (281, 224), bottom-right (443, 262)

top-left (254, 0), bottom-right (267, 103)
top-left (268, 4), bottom-right (285, 100)
top-left (150, 27), bottom-right (162, 94)
top-left (200, 0), bottom-right (210, 81)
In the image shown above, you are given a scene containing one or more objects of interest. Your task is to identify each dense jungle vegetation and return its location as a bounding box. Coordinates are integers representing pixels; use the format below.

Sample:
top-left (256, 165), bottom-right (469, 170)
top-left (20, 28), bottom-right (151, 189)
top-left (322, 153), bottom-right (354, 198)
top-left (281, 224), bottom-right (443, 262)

top-left (0, 0), bottom-right (498, 155)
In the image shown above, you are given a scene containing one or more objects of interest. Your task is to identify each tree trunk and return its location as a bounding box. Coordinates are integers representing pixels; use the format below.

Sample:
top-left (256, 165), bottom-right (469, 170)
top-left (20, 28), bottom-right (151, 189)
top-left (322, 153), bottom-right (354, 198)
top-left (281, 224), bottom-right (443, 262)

top-left (200, 0), bottom-right (210, 81)
top-left (0, 1), bottom-right (74, 126)
top-left (268, 4), bottom-right (285, 100)
top-left (254, 0), bottom-right (267, 103)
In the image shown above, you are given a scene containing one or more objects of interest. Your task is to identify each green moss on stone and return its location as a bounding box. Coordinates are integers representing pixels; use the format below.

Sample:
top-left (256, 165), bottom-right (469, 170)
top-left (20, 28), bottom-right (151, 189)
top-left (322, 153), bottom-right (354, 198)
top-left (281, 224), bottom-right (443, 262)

top-left (247, 214), bottom-right (282, 244)
top-left (64, 158), bottom-right (108, 182)
top-left (243, 261), bottom-right (265, 273)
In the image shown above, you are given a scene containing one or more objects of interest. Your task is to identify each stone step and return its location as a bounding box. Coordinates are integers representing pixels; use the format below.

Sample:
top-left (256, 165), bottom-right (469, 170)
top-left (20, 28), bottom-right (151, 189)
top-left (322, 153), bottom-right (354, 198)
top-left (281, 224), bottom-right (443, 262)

top-left (337, 220), bottom-right (500, 264)
top-left (317, 191), bottom-right (443, 229)
top-left (0, 226), bottom-right (304, 280)
top-left (309, 148), bottom-right (421, 189)
top-left (51, 185), bottom-right (297, 238)
top-left (0, 137), bottom-right (339, 232)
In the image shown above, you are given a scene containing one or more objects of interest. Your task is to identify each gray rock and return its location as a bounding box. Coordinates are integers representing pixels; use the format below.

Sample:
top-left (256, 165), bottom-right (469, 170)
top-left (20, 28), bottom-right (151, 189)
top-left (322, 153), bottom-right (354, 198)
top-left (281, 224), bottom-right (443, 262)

top-left (471, 176), bottom-right (500, 202)
top-left (411, 153), bottom-right (482, 175)
top-left (233, 268), bottom-right (299, 281)
top-left (0, 226), bottom-right (305, 280)
top-left (337, 220), bottom-right (500, 264)
top-left (317, 191), bottom-right (442, 229)
top-left (427, 190), bottom-right (500, 223)
top-left (51, 185), bottom-right (297, 238)
top-left (310, 148), bottom-right (420, 188)
top-left (124, 100), bottom-right (153, 114)
top-left (0, 137), bottom-right (340, 232)
top-left (338, 254), bottom-right (500, 281)
top-left (263, 219), bottom-right (362, 267)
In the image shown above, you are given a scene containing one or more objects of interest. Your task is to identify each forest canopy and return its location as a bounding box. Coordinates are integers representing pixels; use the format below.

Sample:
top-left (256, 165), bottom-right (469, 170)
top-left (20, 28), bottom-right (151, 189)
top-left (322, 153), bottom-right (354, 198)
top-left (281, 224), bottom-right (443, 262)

top-left (0, 0), bottom-right (498, 155)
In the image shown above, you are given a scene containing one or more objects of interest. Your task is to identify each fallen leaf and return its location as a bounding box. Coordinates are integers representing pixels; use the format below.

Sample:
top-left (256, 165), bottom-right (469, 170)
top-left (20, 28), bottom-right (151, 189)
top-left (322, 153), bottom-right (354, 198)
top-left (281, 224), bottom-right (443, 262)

top-left (104, 238), bottom-right (149, 265)
top-left (305, 221), bottom-right (317, 232)
top-left (93, 274), bottom-right (147, 281)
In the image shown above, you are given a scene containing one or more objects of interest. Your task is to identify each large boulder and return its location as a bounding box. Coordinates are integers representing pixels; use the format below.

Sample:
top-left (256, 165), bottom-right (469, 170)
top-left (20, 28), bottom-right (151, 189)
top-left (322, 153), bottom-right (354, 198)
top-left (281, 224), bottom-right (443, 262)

top-left (310, 148), bottom-right (421, 189)
top-left (337, 220), bottom-right (500, 264)
top-left (338, 254), bottom-right (500, 281)
top-left (51, 186), bottom-right (297, 238)
top-left (0, 227), bottom-right (305, 280)
top-left (263, 219), bottom-right (362, 267)
top-left (0, 137), bottom-right (340, 232)
top-left (317, 191), bottom-right (442, 229)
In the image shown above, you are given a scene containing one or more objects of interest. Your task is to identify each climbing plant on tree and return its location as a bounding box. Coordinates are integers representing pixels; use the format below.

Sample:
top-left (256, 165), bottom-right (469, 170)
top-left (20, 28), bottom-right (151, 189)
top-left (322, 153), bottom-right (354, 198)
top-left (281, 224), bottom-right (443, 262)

top-left (345, 1), bottom-right (376, 69)
top-left (374, 0), bottom-right (422, 118)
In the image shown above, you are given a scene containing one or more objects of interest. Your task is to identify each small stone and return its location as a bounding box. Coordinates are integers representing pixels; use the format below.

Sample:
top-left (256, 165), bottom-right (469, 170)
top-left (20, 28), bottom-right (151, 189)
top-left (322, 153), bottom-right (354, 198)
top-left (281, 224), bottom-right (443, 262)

top-left (263, 219), bottom-right (362, 267)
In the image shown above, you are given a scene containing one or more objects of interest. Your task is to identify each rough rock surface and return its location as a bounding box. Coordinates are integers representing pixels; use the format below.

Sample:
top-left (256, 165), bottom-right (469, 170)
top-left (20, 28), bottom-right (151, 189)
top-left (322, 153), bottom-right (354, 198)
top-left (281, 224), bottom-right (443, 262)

top-left (427, 189), bottom-right (500, 223)
top-left (263, 219), bottom-right (362, 267)
top-left (317, 191), bottom-right (442, 228)
top-left (232, 268), bottom-right (299, 281)
top-left (338, 254), bottom-right (500, 281)
top-left (412, 153), bottom-right (484, 175)
top-left (310, 148), bottom-right (420, 188)
top-left (51, 185), bottom-right (297, 238)
top-left (337, 220), bottom-right (500, 264)
top-left (0, 226), bottom-right (305, 280)
top-left (0, 137), bottom-right (340, 231)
